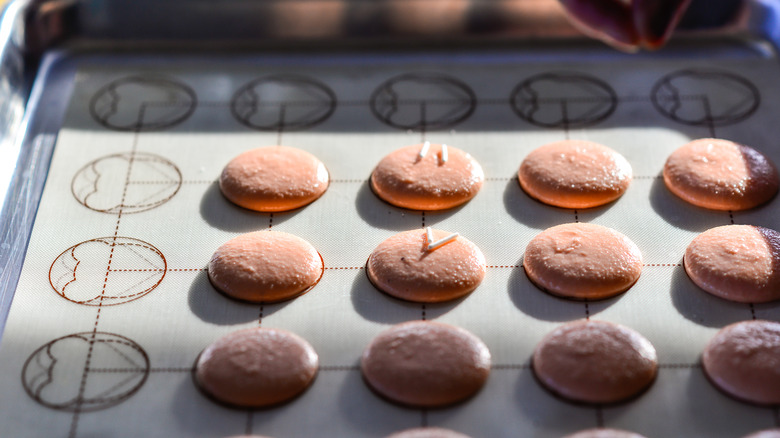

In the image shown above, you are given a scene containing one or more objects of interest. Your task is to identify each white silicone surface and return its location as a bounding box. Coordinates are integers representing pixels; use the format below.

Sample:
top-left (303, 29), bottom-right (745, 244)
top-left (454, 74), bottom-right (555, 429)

top-left (1, 47), bottom-right (779, 437)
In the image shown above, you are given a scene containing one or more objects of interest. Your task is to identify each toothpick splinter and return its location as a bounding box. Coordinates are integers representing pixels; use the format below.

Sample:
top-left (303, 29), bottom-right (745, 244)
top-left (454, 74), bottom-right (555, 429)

top-left (418, 141), bottom-right (430, 160)
top-left (427, 231), bottom-right (460, 251)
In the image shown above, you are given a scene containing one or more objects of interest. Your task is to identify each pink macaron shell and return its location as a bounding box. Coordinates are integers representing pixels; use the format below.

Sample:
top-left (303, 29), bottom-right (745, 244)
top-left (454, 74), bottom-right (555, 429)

top-left (562, 429), bottom-right (648, 438)
top-left (385, 427), bottom-right (472, 438)
top-left (220, 146), bottom-right (329, 212)
top-left (684, 225), bottom-right (780, 303)
top-left (370, 143), bottom-right (484, 210)
top-left (518, 140), bottom-right (632, 209)
top-left (361, 321), bottom-right (491, 408)
top-left (208, 231), bottom-right (323, 303)
top-left (663, 138), bottom-right (779, 211)
top-left (532, 320), bottom-right (658, 404)
top-left (367, 228), bottom-right (486, 303)
top-left (523, 223), bottom-right (643, 300)
top-left (196, 327), bottom-right (318, 408)
top-left (702, 320), bottom-right (780, 405)
top-left (384, 0), bottom-right (469, 35)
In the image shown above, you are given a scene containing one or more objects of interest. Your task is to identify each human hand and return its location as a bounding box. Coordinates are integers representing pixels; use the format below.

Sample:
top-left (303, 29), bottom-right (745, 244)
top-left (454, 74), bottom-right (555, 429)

top-left (558, 0), bottom-right (693, 51)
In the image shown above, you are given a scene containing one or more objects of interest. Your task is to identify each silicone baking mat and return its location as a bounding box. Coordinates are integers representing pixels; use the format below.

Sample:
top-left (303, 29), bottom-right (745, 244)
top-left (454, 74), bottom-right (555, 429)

top-left (2, 44), bottom-right (780, 438)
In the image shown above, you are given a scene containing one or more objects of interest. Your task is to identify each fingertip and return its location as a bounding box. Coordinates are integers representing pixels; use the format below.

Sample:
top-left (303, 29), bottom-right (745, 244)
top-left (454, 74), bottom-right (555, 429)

top-left (558, 0), bottom-right (641, 50)
top-left (633, 0), bottom-right (693, 49)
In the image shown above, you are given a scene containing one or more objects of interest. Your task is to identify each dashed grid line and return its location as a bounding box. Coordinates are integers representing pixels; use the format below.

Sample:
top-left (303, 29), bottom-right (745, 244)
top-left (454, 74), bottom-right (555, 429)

top-left (69, 106), bottom-right (145, 438)
top-left (84, 363), bottom-right (709, 373)
top-left (276, 104), bottom-right (286, 145)
top-left (330, 179), bottom-right (365, 183)
top-left (492, 364), bottom-right (531, 370)
top-left (245, 411), bottom-right (254, 435)
top-left (561, 100), bottom-right (571, 140)
top-left (122, 174), bottom-right (671, 186)
top-left (323, 266), bottom-right (365, 271)
top-left (658, 363), bottom-right (701, 369)
top-left (319, 365), bottom-right (361, 372)
top-left (127, 179), bottom-right (217, 185)
top-left (87, 367), bottom-right (193, 373)
top-left (108, 264), bottom-right (691, 272)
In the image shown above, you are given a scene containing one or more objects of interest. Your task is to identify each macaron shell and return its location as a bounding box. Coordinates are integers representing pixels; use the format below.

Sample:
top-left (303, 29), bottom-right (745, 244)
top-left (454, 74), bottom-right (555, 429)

top-left (532, 320), bottom-right (658, 404)
top-left (702, 320), bottom-right (780, 405)
top-left (384, 0), bottom-right (469, 35)
top-left (684, 225), bottom-right (780, 303)
top-left (370, 144), bottom-right (484, 210)
top-left (208, 231), bottom-right (323, 303)
top-left (361, 321), bottom-right (491, 408)
top-left (385, 427), bottom-right (472, 438)
top-left (663, 138), bottom-right (779, 211)
top-left (563, 428), bottom-right (648, 438)
top-left (367, 229), bottom-right (486, 303)
top-left (518, 140), bottom-right (632, 209)
top-left (220, 146), bottom-right (329, 212)
top-left (195, 328), bottom-right (318, 408)
top-left (523, 223), bottom-right (643, 300)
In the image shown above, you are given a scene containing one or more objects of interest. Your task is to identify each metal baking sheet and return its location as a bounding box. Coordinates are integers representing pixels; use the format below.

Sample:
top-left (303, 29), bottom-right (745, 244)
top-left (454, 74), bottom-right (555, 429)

top-left (1, 40), bottom-right (780, 437)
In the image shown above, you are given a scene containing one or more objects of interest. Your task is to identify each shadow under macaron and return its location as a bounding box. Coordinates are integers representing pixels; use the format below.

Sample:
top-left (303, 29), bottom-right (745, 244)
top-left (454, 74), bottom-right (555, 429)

top-left (648, 176), bottom-right (726, 232)
top-left (199, 182), bottom-right (297, 232)
top-left (508, 256), bottom-right (623, 322)
top-left (670, 262), bottom-right (756, 328)
top-left (187, 269), bottom-right (290, 325)
top-left (503, 178), bottom-right (614, 230)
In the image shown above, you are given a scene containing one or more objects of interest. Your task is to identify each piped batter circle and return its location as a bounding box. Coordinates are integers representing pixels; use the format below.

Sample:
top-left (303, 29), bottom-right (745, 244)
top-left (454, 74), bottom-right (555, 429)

top-left (367, 228), bottom-right (486, 303)
top-left (684, 225), bottom-right (780, 303)
top-left (219, 146), bottom-right (329, 212)
top-left (385, 427), bottom-right (472, 438)
top-left (518, 140), bottom-right (632, 208)
top-left (370, 143), bottom-right (484, 210)
top-left (361, 321), bottom-right (491, 407)
top-left (663, 138), bottom-right (779, 211)
top-left (702, 320), bottom-right (780, 405)
top-left (195, 327), bottom-right (318, 408)
top-left (563, 429), bottom-right (648, 438)
top-left (208, 230), bottom-right (323, 303)
top-left (532, 320), bottom-right (658, 404)
top-left (523, 223), bottom-right (643, 300)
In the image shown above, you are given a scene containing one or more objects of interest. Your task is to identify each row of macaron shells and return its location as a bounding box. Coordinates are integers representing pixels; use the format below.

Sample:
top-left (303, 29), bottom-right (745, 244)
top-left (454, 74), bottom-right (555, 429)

top-left (204, 140), bottom-right (780, 438)
top-left (220, 138), bottom-right (779, 213)
top-left (203, 225), bottom-right (780, 410)
top-left (197, 315), bottom-right (780, 438)
top-left (216, 136), bottom-right (780, 306)
top-left (221, 428), bottom-right (780, 438)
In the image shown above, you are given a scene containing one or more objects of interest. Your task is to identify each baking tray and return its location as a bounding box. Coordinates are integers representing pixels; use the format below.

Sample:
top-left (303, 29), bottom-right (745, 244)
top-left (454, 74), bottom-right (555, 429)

top-left (2, 1), bottom-right (780, 437)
